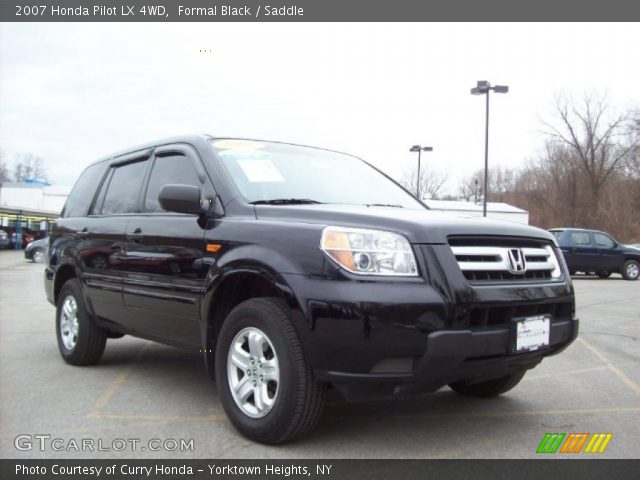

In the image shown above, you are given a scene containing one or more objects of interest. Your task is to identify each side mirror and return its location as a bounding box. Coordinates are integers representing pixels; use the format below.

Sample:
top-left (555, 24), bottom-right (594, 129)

top-left (158, 184), bottom-right (204, 215)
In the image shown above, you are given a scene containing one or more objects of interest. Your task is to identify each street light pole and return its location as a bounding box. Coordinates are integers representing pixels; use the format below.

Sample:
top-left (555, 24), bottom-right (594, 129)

top-left (417, 149), bottom-right (422, 198)
top-left (483, 88), bottom-right (490, 218)
top-left (410, 145), bottom-right (433, 200)
top-left (470, 80), bottom-right (508, 217)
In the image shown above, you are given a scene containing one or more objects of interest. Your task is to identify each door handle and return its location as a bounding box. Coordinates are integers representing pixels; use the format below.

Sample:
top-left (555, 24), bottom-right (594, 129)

top-left (76, 228), bottom-right (88, 238)
top-left (126, 228), bottom-right (144, 242)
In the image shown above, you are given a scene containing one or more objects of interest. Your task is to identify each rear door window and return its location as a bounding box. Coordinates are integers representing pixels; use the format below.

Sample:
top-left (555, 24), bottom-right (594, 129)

top-left (144, 154), bottom-right (202, 213)
top-left (100, 160), bottom-right (149, 215)
top-left (570, 232), bottom-right (592, 246)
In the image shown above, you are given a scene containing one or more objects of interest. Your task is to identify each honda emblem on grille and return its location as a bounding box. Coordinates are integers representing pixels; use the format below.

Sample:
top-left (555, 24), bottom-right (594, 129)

top-left (507, 248), bottom-right (527, 274)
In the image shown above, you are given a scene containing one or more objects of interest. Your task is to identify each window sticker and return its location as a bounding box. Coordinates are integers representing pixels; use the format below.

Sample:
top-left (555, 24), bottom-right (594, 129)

top-left (237, 158), bottom-right (285, 183)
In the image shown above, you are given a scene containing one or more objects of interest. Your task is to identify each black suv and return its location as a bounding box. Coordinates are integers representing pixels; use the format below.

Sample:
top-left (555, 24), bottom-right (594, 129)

top-left (550, 228), bottom-right (640, 280)
top-left (45, 136), bottom-right (578, 444)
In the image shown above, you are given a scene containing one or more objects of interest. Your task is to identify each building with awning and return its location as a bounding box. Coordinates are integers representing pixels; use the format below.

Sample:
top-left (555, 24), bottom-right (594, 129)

top-left (0, 182), bottom-right (70, 247)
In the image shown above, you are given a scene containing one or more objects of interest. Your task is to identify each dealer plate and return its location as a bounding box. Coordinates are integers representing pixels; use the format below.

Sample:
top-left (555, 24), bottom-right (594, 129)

top-left (515, 315), bottom-right (550, 352)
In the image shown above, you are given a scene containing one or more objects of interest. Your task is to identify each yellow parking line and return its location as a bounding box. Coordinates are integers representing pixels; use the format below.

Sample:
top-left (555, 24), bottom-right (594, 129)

top-left (524, 361), bottom-right (639, 381)
top-left (88, 343), bottom-right (150, 417)
top-left (578, 337), bottom-right (640, 397)
top-left (525, 365), bottom-right (608, 380)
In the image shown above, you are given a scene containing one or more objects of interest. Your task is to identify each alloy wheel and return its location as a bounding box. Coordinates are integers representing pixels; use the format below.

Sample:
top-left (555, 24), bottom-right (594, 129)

top-left (59, 295), bottom-right (79, 350)
top-left (227, 327), bottom-right (279, 418)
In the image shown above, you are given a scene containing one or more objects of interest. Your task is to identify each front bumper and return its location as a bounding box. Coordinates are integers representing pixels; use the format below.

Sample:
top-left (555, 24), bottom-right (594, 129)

top-left (282, 260), bottom-right (578, 400)
top-left (317, 318), bottom-right (578, 400)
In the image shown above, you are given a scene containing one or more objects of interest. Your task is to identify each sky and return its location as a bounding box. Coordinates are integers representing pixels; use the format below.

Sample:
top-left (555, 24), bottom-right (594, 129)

top-left (0, 22), bottom-right (638, 195)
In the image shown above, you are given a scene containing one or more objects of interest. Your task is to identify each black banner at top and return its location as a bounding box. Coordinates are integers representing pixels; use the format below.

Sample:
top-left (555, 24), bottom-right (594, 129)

top-left (2, 0), bottom-right (640, 22)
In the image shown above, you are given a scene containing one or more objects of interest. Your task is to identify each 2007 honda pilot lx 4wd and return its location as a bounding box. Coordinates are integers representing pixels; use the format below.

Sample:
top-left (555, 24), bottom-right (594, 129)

top-left (45, 135), bottom-right (578, 444)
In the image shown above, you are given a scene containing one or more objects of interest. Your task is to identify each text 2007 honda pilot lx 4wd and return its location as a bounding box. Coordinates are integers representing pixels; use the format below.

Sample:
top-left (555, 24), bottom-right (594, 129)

top-left (45, 136), bottom-right (578, 444)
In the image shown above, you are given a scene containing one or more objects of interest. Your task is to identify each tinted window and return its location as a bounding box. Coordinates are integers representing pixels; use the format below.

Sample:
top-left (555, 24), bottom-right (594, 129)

top-left (101, 161), bottom-right (148, 215)
top-left (91, 169), bottom-right (113, 215)
top-left (570, 232), bottom-right (591, 246)
top-left (144, 154), bottom-right (201, 212)
top-left (62, 163), bottom-right (106, 217)
top-left (594, 233), bottom-right (615, 248)
top-left (551, 231), bottom-right (563, 242)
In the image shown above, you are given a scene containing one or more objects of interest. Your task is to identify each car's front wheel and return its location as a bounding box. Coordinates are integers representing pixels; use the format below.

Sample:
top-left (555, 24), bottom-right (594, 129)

top-left (449, 370), bottom-right (526, 398)
top-left (56, 279), bottom-right (107, 365)
top-left (215, 298), bottom-right (326, 444)
top-left (31, 248), bottom-right (46, 263)
top-left (622, 260), bottom-right (639, 281)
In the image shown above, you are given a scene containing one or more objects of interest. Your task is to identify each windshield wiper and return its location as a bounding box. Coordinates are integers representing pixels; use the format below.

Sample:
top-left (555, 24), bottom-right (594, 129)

top-left (366, 203), bottom-right (404, 208)
top-left (250, 198), bottom-right (323, 205)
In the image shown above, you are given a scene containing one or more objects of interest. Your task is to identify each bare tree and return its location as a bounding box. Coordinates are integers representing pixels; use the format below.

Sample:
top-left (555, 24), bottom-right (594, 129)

top-left (0, 151), bottom-right (11, 184)
top-left (400, 167), bottom-right (449, 200)
top-left (458, 166), bottom-right (518, 203)
top-left (542, 94), bottom-right (640, 226)
top-left (627, 110), bottom-right (640, 177)
top-left (13, 153), bottom-right (47, 183)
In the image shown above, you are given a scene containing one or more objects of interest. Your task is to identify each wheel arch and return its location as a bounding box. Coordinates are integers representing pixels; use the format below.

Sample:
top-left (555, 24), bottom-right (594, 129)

top-left (53, 262), bottom-right (79, 304)
top-left (201, 264), bottom-right (305, 380)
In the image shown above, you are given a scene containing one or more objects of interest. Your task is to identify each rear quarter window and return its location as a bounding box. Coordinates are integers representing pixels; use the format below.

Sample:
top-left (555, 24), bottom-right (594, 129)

top-left (62, 163), bottom-right (107, 218)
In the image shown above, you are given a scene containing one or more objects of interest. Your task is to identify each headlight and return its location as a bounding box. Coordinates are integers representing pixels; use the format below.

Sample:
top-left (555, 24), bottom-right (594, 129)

top-left (320, 226), bottom-right (418, 276)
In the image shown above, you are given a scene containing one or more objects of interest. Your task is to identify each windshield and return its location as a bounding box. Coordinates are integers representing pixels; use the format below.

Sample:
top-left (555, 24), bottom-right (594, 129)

top-left (211, 139), bottom-right (425, 209)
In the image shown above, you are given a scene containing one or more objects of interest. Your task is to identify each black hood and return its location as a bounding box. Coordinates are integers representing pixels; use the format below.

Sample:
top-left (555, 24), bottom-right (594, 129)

top-left (254, 204), bottom-right (554, 244)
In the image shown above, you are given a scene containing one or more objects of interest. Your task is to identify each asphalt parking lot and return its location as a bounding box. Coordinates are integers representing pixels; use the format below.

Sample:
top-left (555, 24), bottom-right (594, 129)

top-left (1, 250), bottom-right (638, 459)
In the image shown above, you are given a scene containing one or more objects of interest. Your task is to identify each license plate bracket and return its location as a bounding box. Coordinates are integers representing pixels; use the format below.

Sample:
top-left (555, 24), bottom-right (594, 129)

top-left (513, 314), bottom-right (551, 352)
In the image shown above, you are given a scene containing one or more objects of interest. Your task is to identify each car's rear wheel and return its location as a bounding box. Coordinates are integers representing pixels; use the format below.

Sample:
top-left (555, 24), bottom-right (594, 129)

top-left (597, 271), bottom-right (611, 278)
top-left (449, 370), bottom-right (526, 398)
top-left (31, 248), bottom-right (46, 264)
top-left (215, 298), bottom-right (326, 444)
top-left (56, 279), bottom-right (107, 365)
top-left (622, 260), bottom-right (639, 281)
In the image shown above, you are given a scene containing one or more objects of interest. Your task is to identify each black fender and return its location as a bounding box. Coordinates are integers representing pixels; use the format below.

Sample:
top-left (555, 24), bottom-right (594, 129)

top-left (199, 247), bottom-right (311, 378)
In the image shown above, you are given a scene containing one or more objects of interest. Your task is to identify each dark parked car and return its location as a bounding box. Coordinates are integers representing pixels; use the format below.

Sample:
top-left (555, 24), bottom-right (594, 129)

top-left (550, 228), bottom-right (640, 281)
top-left (25, 237), bottom-right (49, 263)
top-left (6, 230), bottom-right (34, 249)
top-left (45, 136), bottom-right (578, 444)
top-left (0, 229), bottom-right (10, 249)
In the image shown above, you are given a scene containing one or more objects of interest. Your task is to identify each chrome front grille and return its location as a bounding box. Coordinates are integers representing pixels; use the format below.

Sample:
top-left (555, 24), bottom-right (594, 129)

top-left (450, 242), bottom-right (562, 283)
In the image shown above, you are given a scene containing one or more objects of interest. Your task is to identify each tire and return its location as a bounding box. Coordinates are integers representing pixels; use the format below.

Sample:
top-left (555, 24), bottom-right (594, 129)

top-left (56, 279), bottom-right (107, 365)
top-left (622, 259), bottom-right (639, 281)
top-left (597, 271), bottom-right (611, 279)
top-left (31, 248), bottom-right (46, 264)
top-left (215, 297), bottom-right (326, 444)
top-left (449, 370), bottom-right (526, 398)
